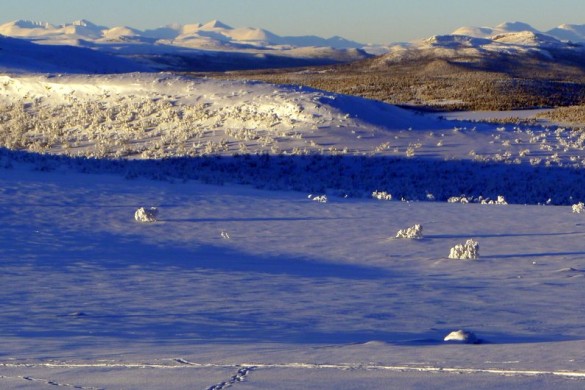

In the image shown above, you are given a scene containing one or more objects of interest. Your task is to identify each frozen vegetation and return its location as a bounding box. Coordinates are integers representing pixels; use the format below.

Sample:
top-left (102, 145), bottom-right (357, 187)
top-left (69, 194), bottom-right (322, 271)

top-left (134, 206), bottom-right (159, 223)
top-left (395, 224), bottom-right (423, 239)
top-left (448, 239), bottom-right (480, 260)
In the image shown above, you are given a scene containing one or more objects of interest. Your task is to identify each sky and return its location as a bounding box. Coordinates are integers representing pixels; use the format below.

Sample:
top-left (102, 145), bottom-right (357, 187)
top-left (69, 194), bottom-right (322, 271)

top-left (4, 0), bottom-right (585, 44)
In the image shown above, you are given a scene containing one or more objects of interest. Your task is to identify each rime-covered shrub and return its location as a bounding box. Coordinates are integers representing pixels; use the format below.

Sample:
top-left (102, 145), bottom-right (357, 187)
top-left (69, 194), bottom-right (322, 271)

top-left (572, 202), bottom-right (585, 214)
top-left (308, 194), bottom-right (328, 203)
top-left (134, 207), bottom-right (159, 223)
top-left (395, 224), bottom-right (423, 239)
top-left (448, 239), bottom-right (479, 260)
top-left (372, 190), bottom-right (392, 201)
top-left (481, 195), bottom-right (508, 205)
top-left (448, 196), bottom-right (470, 204)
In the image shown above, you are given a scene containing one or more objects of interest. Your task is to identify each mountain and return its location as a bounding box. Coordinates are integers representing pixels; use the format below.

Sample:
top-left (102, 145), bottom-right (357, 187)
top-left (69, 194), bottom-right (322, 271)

top-left (450, 21), bottom-right (539, 38)
top-left (547, 23), bottom-right (585, 42)
top-left (0, 18), bottom-right (363, 49)
top-left (452, 21), bottom-right (585, 44)
top-left (0, 18), bottom-right (370, 72)
top-left (230, 20), bottom-right (585, 112)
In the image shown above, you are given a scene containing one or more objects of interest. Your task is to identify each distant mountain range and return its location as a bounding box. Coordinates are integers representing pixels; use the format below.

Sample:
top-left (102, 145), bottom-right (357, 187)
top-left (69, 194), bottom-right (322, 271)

top-left (3, 19), bottom-right (585, 75)
top-left (0, 19), bottom-right (372, 73)
top-left (0, 19), bottom-right (364, 50)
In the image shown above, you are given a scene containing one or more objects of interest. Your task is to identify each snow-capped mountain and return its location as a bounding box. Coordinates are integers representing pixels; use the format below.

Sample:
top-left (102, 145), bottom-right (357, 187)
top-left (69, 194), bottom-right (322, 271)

top-left (0, 18), bottom-right (370, 72)
top-left (0, 18), bottom-right (363, 49)
top-left (452, 21), bottom-right (585, 43)
top-left (375, 21), bottom-right (585, 67)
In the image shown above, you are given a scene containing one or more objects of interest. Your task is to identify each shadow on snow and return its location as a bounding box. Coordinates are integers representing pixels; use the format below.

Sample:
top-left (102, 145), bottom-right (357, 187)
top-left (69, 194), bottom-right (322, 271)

top-left (2, 147), bottom-right (585, 205)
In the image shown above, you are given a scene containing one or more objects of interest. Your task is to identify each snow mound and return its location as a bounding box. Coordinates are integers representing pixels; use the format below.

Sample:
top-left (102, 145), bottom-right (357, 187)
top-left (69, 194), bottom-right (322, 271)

top-left (449, 239), bottom-right (479, 260)
top-left (134, 207), bottom-right (159, 223)
top-left (444, 329), bottom-right (479, 344)
top-left (395, 224), bottom-right (423, 239)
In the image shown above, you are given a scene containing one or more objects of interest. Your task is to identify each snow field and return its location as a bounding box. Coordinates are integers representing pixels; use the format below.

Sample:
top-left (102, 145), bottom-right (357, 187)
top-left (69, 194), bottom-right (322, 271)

top-left (1, 165), bottom-right (585, 388)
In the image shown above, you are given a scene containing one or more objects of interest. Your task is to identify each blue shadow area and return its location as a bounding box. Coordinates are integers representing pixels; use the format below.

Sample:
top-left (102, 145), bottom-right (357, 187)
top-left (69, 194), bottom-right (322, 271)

top-left (2, 147), bottom-right (585, 205)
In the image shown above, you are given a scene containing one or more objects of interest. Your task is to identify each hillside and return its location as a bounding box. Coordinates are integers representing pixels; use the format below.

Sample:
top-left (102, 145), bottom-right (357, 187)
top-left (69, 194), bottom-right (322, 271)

top-left (213, 24), bottom-right (585, 111)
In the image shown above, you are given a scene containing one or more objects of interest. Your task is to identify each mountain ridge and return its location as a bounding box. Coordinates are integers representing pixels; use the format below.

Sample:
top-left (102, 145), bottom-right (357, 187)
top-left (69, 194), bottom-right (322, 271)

top-left (0, 18), bottom-right (364, 49)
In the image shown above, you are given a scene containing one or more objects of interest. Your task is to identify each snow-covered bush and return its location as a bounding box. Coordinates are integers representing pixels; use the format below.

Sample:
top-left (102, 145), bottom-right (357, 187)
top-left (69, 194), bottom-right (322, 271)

top-left (448, 196), bottom-right (470, 204)
top-left (372, 190), bottom-right (392, 201)
top-left (395, 224), bottom-right (423, 239)
top-left (134, 207), bottom-right (159, 223)
top-left (448, 239), bottom-right (479, 260)
top-left (481, 195), bottom-right (508, 205)
top-left (308, 194), bottom-right (328, 203)
top-left (444, 329), bottom-right (479, 344)
top-left (572, 202), bottom-right (585, 214)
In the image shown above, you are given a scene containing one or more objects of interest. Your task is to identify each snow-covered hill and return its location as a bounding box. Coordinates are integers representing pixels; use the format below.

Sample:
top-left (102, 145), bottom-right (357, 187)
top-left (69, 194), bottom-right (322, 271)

top-left (2, 72), bottom-right (585, 204)
top-left (452, 21), bottom-right (585, 43)
top-left (376, 23), bottom-right (585, 67)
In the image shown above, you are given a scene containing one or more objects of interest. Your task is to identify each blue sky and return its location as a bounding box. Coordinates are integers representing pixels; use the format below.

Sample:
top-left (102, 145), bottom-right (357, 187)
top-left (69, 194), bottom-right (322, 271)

top-left (4, 0), bottom-right (585, 44)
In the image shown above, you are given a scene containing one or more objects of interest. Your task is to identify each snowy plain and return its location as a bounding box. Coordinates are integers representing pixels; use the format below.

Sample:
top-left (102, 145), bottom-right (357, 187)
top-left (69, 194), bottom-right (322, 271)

top-left (1, 30), bottom-right (585, 388)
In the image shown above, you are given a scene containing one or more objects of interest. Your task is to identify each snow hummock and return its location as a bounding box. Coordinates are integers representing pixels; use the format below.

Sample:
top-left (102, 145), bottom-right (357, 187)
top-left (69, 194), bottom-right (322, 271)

top-left (444, 330), bottom-right (479, 344)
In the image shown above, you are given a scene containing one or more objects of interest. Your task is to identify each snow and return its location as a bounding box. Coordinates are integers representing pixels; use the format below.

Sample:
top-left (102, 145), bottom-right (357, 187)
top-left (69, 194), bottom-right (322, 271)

top-left (1, 35), bottom-right (585, 388)
top-left (1, 162), bottom-right (585, 389)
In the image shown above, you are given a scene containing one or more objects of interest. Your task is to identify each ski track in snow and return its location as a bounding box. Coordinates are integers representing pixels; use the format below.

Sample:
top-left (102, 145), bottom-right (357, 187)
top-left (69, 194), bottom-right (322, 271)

top-left (0, 373), bottom-right (103, 390)
top-left (2, 359), bottom-right (585, 388)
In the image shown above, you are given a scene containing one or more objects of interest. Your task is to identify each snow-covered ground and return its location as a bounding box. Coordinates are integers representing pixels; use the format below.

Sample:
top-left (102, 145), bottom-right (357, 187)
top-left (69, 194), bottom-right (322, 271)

top-left (1, 59), bottom-right (585, 388)
top-left (1, 162), bottom-right (585, 389)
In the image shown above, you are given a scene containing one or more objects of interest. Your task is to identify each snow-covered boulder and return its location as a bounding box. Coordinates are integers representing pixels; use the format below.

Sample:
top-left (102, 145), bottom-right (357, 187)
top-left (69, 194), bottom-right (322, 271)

top-left (134, 207), bottom-right (159, 223)
top-left (444, 329), bottom-right (479, 344)
top-left (395, 224), bottom-right (423, 239)
top-left (448, 239), bottom-right (479, 260)
top-left (572, 202), bottom-right (585, 214)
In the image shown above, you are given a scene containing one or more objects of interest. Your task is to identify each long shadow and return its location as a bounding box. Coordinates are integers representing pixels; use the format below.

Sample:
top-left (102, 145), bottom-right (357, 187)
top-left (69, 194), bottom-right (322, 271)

top-left (3, 147), bottom-right (585, 205)
top-left (1, 224), bottom-right (394, 280)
